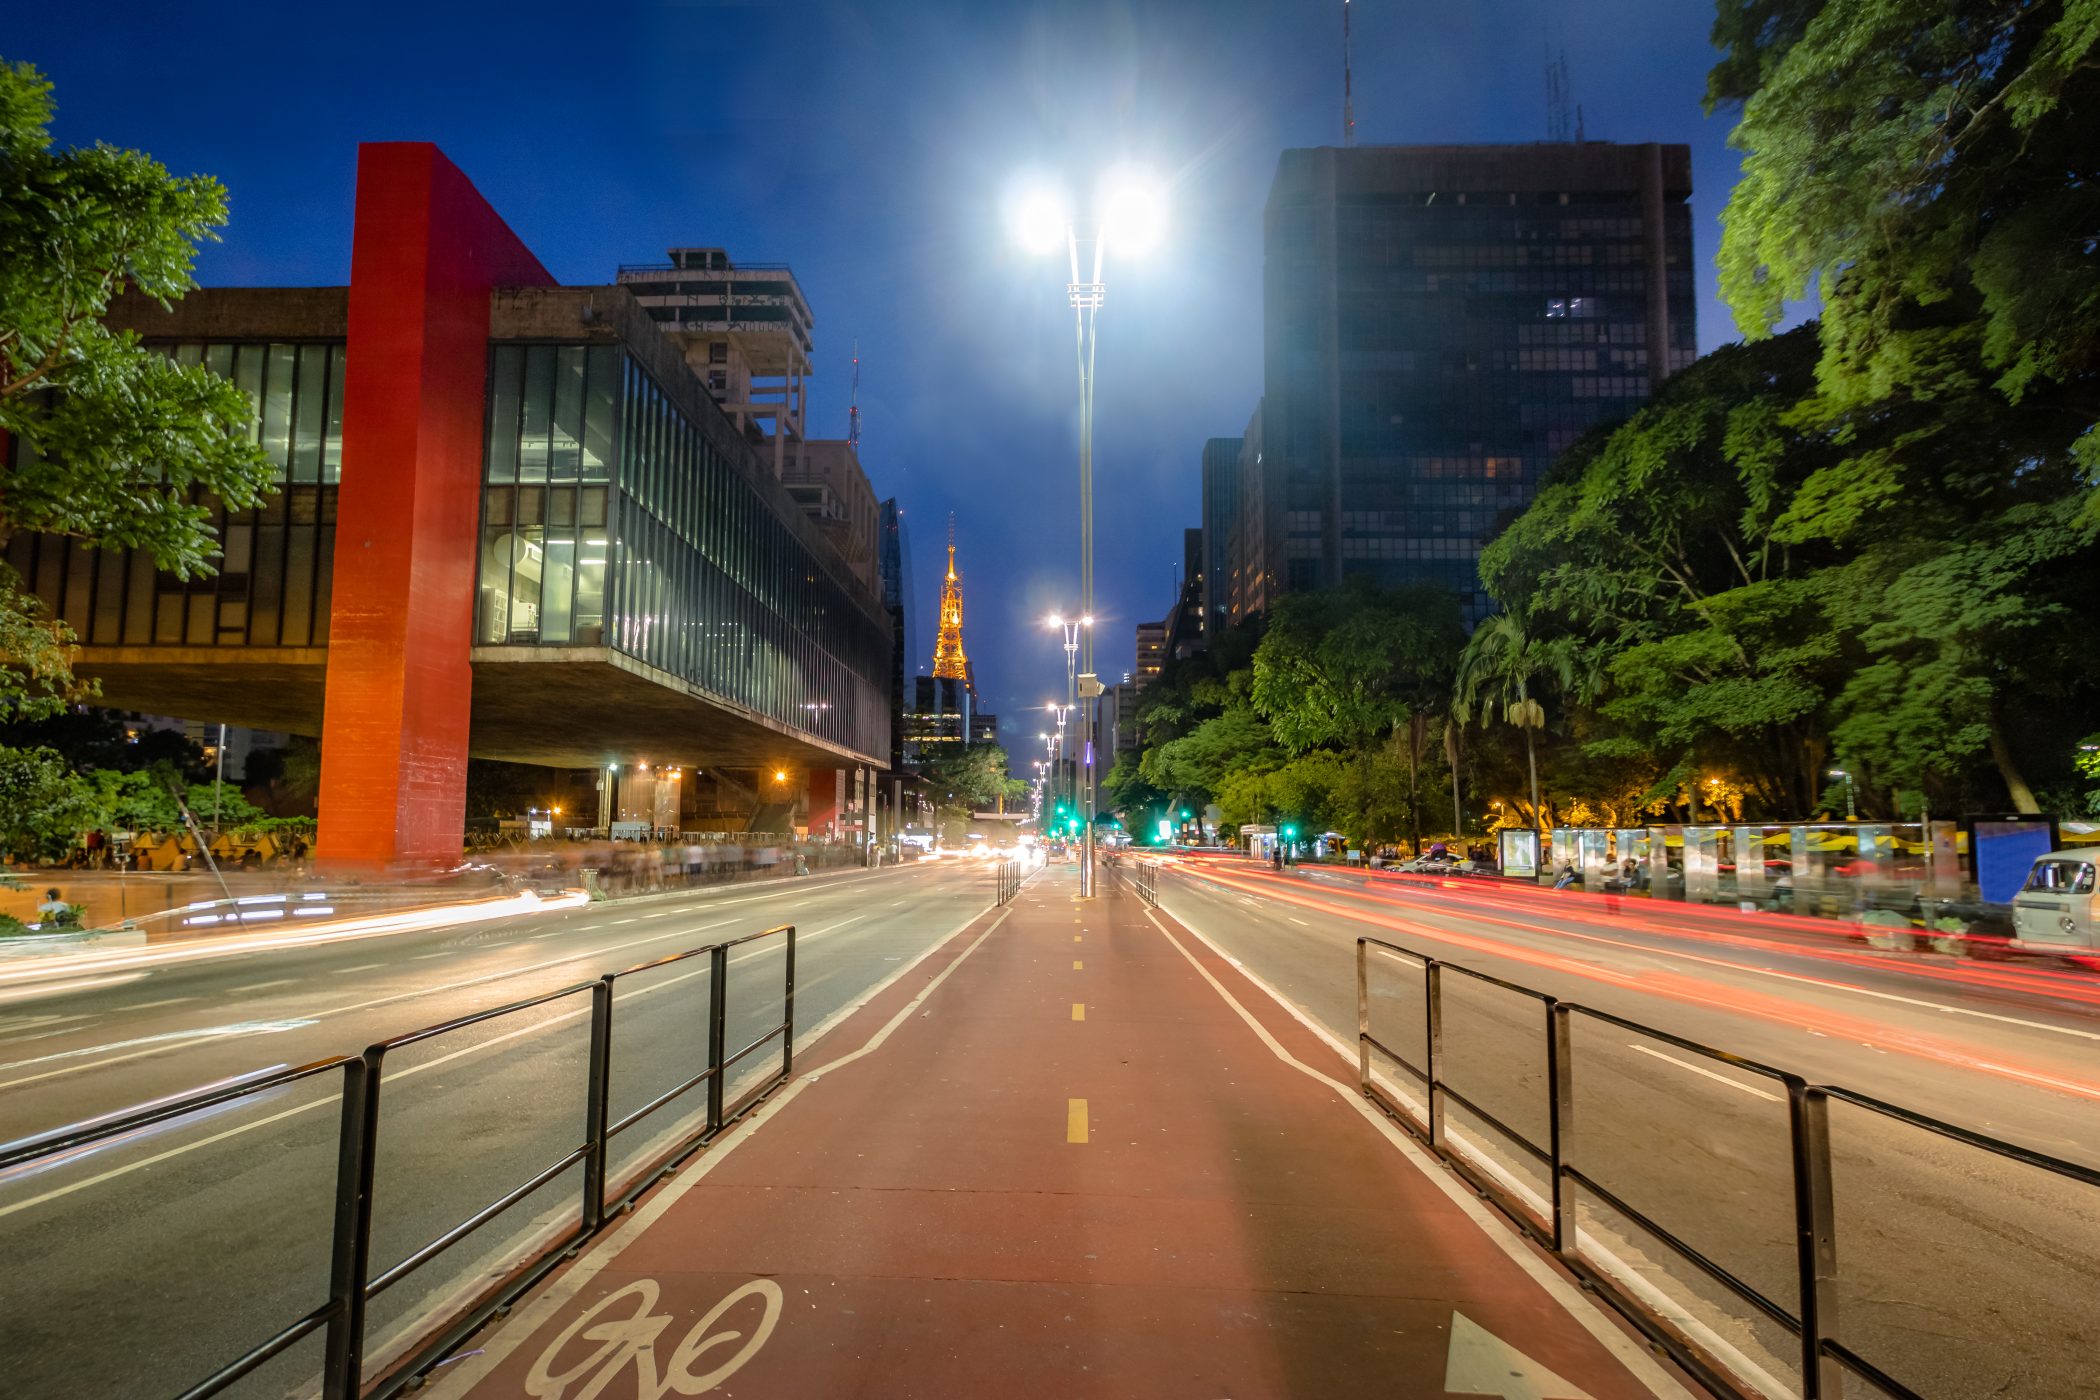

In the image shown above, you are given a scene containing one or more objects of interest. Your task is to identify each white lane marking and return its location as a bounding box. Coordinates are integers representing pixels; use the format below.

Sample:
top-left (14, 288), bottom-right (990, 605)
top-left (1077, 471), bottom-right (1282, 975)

top-left (611, 919), bottom-right (639, 926)
top-left (1626, 1044), bottom-right (1784, 1103)
top-left (890, 901), bottom-right (906, 907)
top-left (808, 915), bottom-right (866, 936)
top-left (421, 908), bottom-right (1009, 1400)
top-left (118, 998), bottom-right (198, 1013)
top-left (1142, 907), bottom-right (1694, 1400)
top-left (0, 973), bottom-right (148, 1008)
top-left (412, 952), bottom-right (451, 961)
top-left (340, 963), bottom-right (387, 974)
top-left (230, 979), bottom-right (297, 994)
top-left (0, 955), bottom-right (712, 1220)
top-left (0, 1021), bottom-right (310, 1092)
top-left (0, 919), bottom-right (739, 1087)
top-left (1288, 916), bottom-right (1312, 927)
top-left (0, 1013), bottom-right (91, 1034)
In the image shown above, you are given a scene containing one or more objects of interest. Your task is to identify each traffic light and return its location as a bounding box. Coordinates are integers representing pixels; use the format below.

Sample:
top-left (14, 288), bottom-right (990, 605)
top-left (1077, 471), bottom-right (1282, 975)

top-left (1281, 823), bottom-right (1297, 839)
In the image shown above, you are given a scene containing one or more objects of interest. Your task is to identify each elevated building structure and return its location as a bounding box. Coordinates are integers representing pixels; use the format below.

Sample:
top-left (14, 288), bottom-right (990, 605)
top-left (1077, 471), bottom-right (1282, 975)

top-left (5, 145), bottom-right (892, 869)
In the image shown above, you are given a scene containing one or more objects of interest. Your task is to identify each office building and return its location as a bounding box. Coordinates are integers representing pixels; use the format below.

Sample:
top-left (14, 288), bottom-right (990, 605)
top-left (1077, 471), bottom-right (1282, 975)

top-left (1240, 141), bottom-right (1695, 617)
top-left (1134, 620), bottom-right (1168, 690)
top-left (1200, 437), bottom-right (1241, 633)
top-left (878, 499), bottom-right (914, 774)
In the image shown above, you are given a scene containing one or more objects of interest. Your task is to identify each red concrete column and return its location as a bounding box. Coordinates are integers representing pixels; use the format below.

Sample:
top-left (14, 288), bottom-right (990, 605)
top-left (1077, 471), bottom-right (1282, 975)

top-left (317, 144), bottom-right (554, 872)
top-left (806, 769), bottom-right (841, 837)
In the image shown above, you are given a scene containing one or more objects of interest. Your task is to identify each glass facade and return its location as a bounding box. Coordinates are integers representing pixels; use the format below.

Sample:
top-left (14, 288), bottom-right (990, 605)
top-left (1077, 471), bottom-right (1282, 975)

top-left (476, 343), bottom-right (890, 762)
top-left (5, 340), bottom-right (345, 647)
top-left (1261, 146), bottom-right (1696, 618)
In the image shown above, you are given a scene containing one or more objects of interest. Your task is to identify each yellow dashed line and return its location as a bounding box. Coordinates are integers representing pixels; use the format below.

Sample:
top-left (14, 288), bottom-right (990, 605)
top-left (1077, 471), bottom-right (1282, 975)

top-left (1072, 1003), bottom-right (1085, 1021)
top-left (1072, 959), bottom-right (1083, 970)
top-left (1067, 1098), bottom-right (1089, 1143)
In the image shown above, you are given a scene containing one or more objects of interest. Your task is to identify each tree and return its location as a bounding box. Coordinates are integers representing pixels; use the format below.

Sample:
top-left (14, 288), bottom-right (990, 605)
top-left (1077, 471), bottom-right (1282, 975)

top-left (1454, 614), bottom-right (1578, 833)
top-left (1251, 580), bottom-right (1464, 850)
top-left (1708, 0), bottom-right (2100, 526)
top-left (916, 743), bottom-right (1025, 822)
top-left (0, 744), bottom-right (94, 862)
top-left (0, 59), bottom-right (274, 716)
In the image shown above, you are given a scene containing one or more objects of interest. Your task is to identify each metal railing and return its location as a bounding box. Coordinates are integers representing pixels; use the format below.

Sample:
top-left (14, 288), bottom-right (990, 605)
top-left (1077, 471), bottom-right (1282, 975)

top-left (995, 859), bottom-right (1023, 906)
top-left (1352, 934), bottom-right (2100, 1400)
top-left (0, 922), bottom-right (797, 1400)
top-left (1130, 858), bottom-right (1160, 907)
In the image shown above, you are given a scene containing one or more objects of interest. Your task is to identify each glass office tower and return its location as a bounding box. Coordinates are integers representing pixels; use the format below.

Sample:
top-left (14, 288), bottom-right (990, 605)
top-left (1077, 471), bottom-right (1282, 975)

top-left (1255, 142), bottom-right (1696, 618)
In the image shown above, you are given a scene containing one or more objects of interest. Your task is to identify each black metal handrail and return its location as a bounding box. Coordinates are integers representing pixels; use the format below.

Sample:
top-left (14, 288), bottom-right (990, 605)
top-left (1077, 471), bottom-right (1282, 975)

top-left (0, 921), bottom-right (797, 1400)
top-left (1352, 933), bottom-right (2100, 1400)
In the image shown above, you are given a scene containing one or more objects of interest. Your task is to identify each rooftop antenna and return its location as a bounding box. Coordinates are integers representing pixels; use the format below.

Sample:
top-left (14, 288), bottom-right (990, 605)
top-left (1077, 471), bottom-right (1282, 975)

top-left (1546, 44), bottom-right (1572, 142)
top-left (847, 339), bottom-right (862, 451)
top-left (1342, 0), bottom-right (1357, 147)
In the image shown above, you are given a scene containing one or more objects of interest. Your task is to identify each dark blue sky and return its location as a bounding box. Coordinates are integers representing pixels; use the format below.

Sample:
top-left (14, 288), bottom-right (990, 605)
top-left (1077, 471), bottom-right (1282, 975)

top-left (13, 1), bottom-right (1765, 766)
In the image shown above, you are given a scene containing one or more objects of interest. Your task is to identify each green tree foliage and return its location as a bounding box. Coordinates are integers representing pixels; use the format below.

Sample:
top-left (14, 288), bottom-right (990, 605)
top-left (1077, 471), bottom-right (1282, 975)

top-left (917, 743), bottom-right (1025, 819)
top-left (0, 744), bottom-right (94, 861)
top-left (1709, 0), bottom-right (2100, 522)
top-left (1453, 613), bottom-right (1580, 830)
top-left (0, 59), bottom-right (273, 716)
top-left (1251, 580), bottom-right (1464, 849)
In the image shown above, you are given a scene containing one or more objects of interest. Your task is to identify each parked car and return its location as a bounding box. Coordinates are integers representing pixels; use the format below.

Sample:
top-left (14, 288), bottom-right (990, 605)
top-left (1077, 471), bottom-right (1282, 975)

top-left (2009, 849), bottom-right (2098, 957)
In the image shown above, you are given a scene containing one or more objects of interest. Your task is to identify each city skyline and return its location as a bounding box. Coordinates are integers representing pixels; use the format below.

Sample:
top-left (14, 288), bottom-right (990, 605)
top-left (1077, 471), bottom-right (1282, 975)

top-left (10, 1), bottom-right (1779, 758)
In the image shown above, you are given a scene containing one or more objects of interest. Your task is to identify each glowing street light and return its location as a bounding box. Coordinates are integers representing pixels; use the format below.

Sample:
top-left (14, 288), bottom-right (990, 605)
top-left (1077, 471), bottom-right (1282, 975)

top-left (1010, 167), bottom-right (1168, 898)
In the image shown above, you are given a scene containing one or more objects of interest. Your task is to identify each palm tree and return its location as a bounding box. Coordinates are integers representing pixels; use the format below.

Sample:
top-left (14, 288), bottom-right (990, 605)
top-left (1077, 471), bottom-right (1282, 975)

top-left (1453, 614), bottom-right (1577, 834)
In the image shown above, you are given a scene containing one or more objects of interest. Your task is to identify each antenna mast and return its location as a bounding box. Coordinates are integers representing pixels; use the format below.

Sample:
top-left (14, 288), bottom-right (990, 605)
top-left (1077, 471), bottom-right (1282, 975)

top-left (1546, 45), bottom-right (1572, 142)
top-left (848, 339), bottom-right (862, 451)
top-left (1342, 0), bottom-right (1356, 147)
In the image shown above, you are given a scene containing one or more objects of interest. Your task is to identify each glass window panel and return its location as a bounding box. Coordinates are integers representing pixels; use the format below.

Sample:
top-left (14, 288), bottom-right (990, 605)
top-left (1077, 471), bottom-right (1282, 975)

top-left (484, 488), bottom-right (513, 528)
top-left (187, 592), bottom-right (215, 645)
top-left (582, 347), bottom-right (618, 482)
top-left (506, 526), bottom-right (545, 641)
top-left (548, 487), bottom-right (576, 528)
top-left (519, 346), bottom-right (553, 482)
top-left (575, 543), bottom-right (605, 647)
top-left (582, 487), bottom-right (606, 529)
top-left (60, 542), bottom-right (93, 635)
top-left (323, 345), bottom-right (346, 482)
top-left (477, 529), bottom-right (513, 643)
top-left (516, 487), bottom-right (544, 526)
top-left (262, 344), bottom-right (296, 472)
top-left (204, 344), bottom-right (234, 380)
top-left (251, 527), bottom-right (282, 644)
top-left (282, 525), bottom-right (315, 645)
top-left (487, 345), bottom-right (522, 483)
top-left (313, 530), bottom-right (334, 643)
top-left (123, 551), bottom-right (155, 643)
top-left (541, 536), bottom-right (575, 644)
top-left (155, 591), bottom-right (184, 644)
top-left (552, 347), bottom-right (586, 479)
top-left (175, 343), bottom-right (203, 367)
top-left (291, 343), bottom-right (327, 482)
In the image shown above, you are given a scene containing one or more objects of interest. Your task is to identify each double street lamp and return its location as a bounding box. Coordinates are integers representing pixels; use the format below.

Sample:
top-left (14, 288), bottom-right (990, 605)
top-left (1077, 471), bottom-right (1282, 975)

top-left (1011, 168), bottom-right (1167, 897)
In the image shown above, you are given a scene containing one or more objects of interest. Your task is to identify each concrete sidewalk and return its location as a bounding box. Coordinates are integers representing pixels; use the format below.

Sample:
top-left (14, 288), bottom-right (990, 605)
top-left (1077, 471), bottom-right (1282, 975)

top-left (429, 865), bottom-right (1699, 1399)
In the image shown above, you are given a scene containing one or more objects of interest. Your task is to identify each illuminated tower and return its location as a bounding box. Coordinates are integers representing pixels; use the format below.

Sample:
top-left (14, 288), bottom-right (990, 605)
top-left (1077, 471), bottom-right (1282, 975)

top-left (932, 516), bottom-right (969, 681)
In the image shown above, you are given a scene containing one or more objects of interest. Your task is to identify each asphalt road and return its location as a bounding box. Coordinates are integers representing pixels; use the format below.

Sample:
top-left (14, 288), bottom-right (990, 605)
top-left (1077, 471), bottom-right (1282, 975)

top-left (0, 859), bottom-right (1000, 1400)
top-left (1154, 856), bottom-right (2100, 1400)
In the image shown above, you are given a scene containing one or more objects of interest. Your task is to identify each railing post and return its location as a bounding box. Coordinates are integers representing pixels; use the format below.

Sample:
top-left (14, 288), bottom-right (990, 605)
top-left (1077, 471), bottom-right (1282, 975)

top-left (1354, 939), bottom-right (1371, 1090)
top-left (781, 925), bottom-right (798, 1079)
top-left (322, 1052), bottom-right (382, 1400)
top-left (581, 977), bottom-right (614, 1233)
top-left (1548, 1001), bottom-right (1576, 1256)
top-left (1425, 960), bottom-right (1445, 1150)
top-left (706, 943), bottom-right (729, 1134)
top-left (1790, 1082), bottom-right (1842, 1400)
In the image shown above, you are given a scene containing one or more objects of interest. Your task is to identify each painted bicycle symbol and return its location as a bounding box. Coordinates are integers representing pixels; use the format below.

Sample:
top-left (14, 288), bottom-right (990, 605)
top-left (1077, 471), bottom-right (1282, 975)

top-left (523, 1277), bottom-right (784, 1399)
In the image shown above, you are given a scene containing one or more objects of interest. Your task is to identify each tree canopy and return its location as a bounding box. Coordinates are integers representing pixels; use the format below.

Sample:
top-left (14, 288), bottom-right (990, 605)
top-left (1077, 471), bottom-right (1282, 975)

top-left (0, 58), bottom-right (273, 716)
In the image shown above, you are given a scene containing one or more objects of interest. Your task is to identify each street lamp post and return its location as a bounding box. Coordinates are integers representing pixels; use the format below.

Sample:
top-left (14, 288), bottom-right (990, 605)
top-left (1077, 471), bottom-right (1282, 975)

top-left (1013, 171), bottom-right (1165, 897)
top-left (1828, 768), bottom-right (1858, 821)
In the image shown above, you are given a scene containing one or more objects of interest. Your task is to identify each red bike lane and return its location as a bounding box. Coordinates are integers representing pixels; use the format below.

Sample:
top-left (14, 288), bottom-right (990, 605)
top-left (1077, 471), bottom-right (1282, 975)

top-left (429, 865), bottom-right (1700, 1399)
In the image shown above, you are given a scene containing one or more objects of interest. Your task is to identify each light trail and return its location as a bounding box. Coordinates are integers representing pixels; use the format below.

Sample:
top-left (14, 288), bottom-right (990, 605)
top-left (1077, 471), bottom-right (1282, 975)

top-left (1178, 862), bottom-right (2100, 1107)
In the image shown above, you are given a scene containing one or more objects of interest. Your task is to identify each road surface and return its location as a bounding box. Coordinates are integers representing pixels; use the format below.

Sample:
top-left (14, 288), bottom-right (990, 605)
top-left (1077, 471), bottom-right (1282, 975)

top-left (1157, 856), bottom-right (2100, 1400)
top-left (0, 859), bottom-right (997, 1399)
